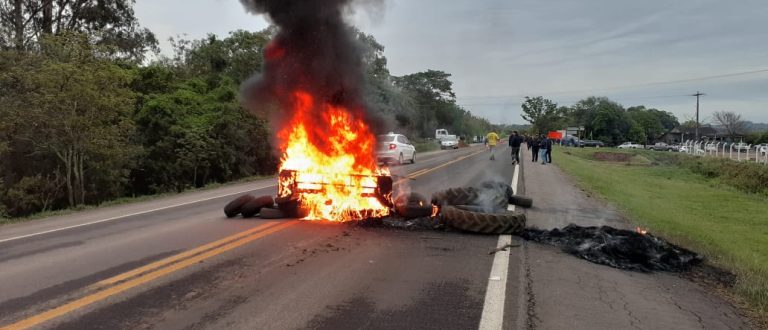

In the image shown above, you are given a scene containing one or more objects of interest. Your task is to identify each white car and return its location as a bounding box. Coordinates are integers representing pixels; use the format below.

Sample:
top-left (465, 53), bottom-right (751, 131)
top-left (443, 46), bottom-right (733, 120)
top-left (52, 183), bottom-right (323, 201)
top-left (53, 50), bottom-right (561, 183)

top-left (733, 142), bottom-right (750, 151)
top-left (758, 144), bottom-right (768, 156)
top-left (376, 133), bottom-right (416, 164)
top-left (618, 142), bottom-right (643, 149)
top-left (440, 137), bottom-right (459, 149)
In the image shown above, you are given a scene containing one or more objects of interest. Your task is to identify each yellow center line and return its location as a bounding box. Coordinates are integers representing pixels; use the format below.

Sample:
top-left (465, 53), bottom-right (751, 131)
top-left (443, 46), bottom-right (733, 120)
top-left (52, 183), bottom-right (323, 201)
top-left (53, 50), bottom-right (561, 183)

top-left (3, 148), bottom-right (487, 329)
top-left (406, 148), bottom-right (486, 178)
top-left (1, 221), bottom-right (299, 330)
top-left (91, 221), bottom-right (281, 288)
top-left (409, 149), bottom-right (486, 178)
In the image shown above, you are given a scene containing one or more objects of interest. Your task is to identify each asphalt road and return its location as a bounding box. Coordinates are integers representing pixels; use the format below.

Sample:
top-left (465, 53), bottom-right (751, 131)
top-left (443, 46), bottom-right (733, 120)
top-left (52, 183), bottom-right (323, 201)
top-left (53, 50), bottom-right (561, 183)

top-left (0, 144), bottom-right (750, 329)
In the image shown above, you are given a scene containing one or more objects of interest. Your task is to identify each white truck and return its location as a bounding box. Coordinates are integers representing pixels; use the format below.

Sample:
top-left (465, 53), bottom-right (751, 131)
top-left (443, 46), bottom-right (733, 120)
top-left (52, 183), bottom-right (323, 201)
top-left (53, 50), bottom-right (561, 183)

top-left (435, 129), bottom-right (456, 141)
top-left (435, 129), bottom-right (459, 149)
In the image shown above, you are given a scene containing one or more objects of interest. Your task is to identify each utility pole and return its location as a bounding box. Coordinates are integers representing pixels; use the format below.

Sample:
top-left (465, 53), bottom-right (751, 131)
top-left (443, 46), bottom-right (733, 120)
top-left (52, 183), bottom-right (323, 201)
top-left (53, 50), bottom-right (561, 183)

top-left (691, 91), bottom-right (706, 141)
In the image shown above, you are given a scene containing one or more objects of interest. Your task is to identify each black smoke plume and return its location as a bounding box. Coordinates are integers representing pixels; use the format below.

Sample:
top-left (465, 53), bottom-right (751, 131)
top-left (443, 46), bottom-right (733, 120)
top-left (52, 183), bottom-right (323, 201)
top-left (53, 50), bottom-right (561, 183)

top-left (239, 0), bottom-right (384, 147)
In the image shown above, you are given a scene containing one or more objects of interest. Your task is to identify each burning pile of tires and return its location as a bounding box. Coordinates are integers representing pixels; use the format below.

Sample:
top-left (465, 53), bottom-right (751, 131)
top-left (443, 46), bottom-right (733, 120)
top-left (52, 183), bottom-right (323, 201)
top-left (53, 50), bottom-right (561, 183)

top-left (222, 180), bottom-right (532, 235)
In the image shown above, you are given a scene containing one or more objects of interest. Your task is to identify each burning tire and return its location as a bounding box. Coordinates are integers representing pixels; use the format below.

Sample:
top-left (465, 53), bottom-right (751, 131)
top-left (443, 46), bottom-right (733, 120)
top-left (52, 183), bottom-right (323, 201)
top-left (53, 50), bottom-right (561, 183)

top-left (508, 195), bottom-right (533, 208)
top-left (276, 196), bottom-right (310, 218)
top-left (440, 205), bottom-right (526, 234)
top-left (224, 194), bottom-right (256, 218)
top-left (259, 207), bottom-right (286, 219)
top-left (394, 192), bottom-right (433, 219)
top-left (241, 195), bottom-right (275, 218)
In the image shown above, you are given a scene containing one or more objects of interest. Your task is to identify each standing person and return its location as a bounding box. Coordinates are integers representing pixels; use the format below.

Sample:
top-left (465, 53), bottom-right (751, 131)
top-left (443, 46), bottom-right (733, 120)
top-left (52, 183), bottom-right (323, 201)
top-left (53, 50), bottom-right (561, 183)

top-left (531, 135), bottom-right (540, 162)
top-left (539, 135), bottom-right (550, 164)
top-left (508, 131), bottom-right (523, 164)
top-left (546, 137), bottom-right (553, 163)
top-left (486, 131), bottom-right (500, 160)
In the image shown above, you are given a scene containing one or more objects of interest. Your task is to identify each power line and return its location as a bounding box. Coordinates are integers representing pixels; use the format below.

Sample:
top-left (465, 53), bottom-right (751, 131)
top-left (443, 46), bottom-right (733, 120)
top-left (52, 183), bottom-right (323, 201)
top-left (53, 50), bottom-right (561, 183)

top-left (459, 68), bottom-right (768, 100)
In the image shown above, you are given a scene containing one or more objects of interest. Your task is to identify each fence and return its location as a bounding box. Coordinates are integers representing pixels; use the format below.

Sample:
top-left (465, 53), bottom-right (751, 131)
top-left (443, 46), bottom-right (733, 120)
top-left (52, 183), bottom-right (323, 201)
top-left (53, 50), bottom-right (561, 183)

top-left (679, 140), bottom-right (768, 165)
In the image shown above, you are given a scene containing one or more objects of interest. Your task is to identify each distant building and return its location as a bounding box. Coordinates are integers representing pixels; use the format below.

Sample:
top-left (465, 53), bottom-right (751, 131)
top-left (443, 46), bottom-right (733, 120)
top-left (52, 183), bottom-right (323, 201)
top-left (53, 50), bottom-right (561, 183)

top-left (660, 125), bottom-right (718, 144)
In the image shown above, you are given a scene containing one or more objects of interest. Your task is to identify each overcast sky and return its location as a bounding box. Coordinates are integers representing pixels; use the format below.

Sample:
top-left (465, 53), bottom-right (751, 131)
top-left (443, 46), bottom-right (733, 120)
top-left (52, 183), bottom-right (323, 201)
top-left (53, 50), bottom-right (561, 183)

top-left (135, 0), bottom-right (768, 125)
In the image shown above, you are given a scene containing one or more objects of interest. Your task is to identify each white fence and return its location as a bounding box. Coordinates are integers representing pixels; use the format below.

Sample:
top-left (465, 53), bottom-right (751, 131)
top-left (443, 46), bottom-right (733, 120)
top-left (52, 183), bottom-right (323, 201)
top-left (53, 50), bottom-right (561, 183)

top-left (679, 140), bottom-right (768, 165)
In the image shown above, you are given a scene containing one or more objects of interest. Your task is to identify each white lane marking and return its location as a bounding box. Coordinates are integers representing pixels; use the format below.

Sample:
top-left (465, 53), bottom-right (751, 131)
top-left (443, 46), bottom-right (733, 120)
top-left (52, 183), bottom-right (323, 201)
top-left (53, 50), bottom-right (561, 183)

top-left (0, 184), bottom-right (277, 244)
top-left (479, 163), bottom-right (519, 330)
top-left (506, 164), bottom-right (520, 211)
top-left (479, 234), bottom-right (513, 330)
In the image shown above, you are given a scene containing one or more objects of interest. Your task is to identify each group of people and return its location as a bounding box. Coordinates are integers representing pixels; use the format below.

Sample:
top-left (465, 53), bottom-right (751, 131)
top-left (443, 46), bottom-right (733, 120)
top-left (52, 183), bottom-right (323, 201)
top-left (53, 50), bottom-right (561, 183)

top-left (484, 131), bottom-right (552, 165)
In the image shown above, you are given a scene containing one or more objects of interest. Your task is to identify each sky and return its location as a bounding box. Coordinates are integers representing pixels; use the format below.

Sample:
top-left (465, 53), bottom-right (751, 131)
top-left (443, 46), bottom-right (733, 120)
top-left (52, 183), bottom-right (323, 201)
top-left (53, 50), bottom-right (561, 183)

top-left (134, 0), bottom-right (768, 125)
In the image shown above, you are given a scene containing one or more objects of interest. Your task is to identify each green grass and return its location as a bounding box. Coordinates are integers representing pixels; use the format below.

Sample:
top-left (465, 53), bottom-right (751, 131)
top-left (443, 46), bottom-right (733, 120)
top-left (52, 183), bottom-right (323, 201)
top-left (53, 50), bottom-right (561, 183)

top-left (414, 140), bottom-right (440, 152)
top-left (555, 147), bottom-right (768, 317)
top-left (0, 174), bottom-right (275, 226)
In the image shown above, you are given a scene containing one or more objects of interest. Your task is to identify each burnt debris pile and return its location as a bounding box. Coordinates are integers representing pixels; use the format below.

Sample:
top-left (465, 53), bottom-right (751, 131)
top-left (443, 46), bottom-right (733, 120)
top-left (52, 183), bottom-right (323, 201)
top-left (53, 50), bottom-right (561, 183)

top-left (520, 225), bottom-right (703, 272)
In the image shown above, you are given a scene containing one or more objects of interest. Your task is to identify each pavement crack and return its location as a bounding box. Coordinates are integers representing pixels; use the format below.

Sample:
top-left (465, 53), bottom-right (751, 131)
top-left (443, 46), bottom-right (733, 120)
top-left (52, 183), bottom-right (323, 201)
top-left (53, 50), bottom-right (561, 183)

top-left (669, 295), bottom-right (706, 328)
top-left (522, 243), bottom-right (540, 330)
top-left (602, 279), bottom-right (643, 330)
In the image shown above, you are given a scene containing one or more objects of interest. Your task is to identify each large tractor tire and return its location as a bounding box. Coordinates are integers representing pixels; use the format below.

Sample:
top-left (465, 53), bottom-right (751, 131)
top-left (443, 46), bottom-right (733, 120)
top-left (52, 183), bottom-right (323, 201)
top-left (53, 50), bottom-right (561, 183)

top-left (394, 192), bottom-right (433, 219)
top-left (240, 195), bottom-right (275, 218)
top-left (431, 187), bottom-right (479, 206)
top-left (441, 205), bottom-right (526, 234)
top-left (224, 194), bottom-right (256, 218)
top-left (508, 195), bottom-right (533, 208)
top-left (259, 207), bottom-right (286, 219)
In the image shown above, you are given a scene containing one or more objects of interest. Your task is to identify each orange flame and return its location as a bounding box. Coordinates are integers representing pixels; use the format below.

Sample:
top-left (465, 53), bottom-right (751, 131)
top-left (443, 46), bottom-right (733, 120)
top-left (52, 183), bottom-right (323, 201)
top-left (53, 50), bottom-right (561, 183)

top-left (636, 226), bottom-right (648, 235)
top-left (277, 91), bottom-right (390, 221)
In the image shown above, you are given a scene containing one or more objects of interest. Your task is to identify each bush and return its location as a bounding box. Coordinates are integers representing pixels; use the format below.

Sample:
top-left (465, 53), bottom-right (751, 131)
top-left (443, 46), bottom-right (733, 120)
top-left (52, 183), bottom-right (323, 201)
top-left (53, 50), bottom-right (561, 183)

top-left (677, 156), bottom-right (768, 195)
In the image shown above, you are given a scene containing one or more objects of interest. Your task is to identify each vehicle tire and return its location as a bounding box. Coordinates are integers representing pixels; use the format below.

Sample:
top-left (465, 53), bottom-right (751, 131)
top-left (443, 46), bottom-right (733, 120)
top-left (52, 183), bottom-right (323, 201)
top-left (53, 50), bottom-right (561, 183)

top-left (398, 153), bottom-right (404, 165)
top-left (508, 195), bottom-right (533, 208)
top-left (224, 194), bottom-right (256, 218)
top-left (411, 152), bottom-right (416, 164)
top-left (441, 205), bottom-right (526, 234)
top-left (240, 195), bottom-right (275, 218)
top-left (259, 207), bottom-right (286, 219)
top-left (276, 196), bottom-right (309, 218)
top-left (394, 192), bottom-right (433, 219)
top-left (431, 187), bottom-right (479, 206)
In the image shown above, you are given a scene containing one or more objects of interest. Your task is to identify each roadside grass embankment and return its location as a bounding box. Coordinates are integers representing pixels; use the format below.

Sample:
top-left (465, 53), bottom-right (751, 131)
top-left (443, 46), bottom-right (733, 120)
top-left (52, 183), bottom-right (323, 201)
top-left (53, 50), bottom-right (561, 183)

top-left (554, 147), bottom-right (768, 320)
top-left (413, 139), bottom-right (440, 152)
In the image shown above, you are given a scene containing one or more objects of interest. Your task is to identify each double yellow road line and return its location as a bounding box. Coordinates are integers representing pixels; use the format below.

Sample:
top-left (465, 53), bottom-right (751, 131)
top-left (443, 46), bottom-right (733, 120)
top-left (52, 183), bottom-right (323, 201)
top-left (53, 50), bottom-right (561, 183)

top-left (406, 149), bottom-right (486, 178)
top-left (2, 147), bottom-right (486, 329)
top-left (1, 221), bottom-right (298, 330)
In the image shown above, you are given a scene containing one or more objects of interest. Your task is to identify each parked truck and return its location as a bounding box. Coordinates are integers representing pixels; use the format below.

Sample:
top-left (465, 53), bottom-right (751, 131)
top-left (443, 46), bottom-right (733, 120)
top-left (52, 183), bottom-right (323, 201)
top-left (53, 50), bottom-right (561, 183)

top-left (435, 129), bottom-right (457, 141)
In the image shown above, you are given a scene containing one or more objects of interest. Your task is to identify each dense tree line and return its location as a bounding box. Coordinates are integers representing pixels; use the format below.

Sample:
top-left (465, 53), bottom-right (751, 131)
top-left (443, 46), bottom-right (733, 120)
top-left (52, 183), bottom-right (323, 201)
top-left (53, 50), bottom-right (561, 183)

top-left (521, 96), bottom-right (680, 145)
top-left (0, 2), bottom-right (492, 218)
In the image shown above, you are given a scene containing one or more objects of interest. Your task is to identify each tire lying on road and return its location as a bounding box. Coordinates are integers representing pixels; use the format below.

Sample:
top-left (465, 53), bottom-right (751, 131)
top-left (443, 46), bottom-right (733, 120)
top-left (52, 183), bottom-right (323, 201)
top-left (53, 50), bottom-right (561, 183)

top-left (394, 192), bottom-right (433, 219)
top-left (508, 195), bottom-right (533, 208)
top-left (224, 194), bottom-right (256, 218)
top-left (431, 186), bottom-right (508, 211)
top-left (276, 196), bottom-right (310, 218)
top-left (259, 207), bottom-right (286, 219)
top-left (431, 187), bottom-right (479, 206)
top-left (241, 195), bottom-right (275, 218)
top-left (440, 205), bottom-right (526, 234)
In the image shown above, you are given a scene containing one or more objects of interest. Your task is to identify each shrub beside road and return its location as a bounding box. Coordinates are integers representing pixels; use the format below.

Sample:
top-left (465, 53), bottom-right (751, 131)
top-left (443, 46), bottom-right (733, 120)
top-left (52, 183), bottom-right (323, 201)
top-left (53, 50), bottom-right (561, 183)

top-left (554, 148), bottom-right (768, 319)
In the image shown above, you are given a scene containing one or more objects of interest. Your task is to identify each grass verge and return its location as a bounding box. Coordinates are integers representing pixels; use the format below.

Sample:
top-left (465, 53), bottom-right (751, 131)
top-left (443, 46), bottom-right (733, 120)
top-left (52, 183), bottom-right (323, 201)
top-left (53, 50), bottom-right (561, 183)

top-left (414, 140), bottom-right (440, 152)
top-left (554, 147), bottom-right (768, 320)
top-left (0, 174), bottom-right (275, 226)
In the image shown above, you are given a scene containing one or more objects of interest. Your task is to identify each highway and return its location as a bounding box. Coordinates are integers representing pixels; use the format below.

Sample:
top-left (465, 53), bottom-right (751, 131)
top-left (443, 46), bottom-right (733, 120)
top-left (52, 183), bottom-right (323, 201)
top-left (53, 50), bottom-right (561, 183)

top-left (0, 145), bottom-right (748, 329)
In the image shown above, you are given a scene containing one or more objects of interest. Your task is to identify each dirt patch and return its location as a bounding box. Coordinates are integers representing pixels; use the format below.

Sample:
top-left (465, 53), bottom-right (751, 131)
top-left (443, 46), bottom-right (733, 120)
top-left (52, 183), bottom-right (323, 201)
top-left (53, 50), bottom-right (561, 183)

top-left (593, 152), bottom-right (631, 162)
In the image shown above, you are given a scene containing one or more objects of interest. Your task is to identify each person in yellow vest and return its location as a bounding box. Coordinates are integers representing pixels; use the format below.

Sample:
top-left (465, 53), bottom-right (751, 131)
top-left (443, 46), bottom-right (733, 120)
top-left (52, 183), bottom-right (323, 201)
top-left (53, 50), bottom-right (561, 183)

top-left (486, 131), bottom-right (500, 160)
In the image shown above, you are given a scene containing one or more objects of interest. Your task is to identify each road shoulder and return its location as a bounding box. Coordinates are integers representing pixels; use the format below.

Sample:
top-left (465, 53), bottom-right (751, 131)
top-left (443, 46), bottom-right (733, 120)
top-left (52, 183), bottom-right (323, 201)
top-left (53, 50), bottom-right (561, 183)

top-left (517, 147), bottom-right (749, 329)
